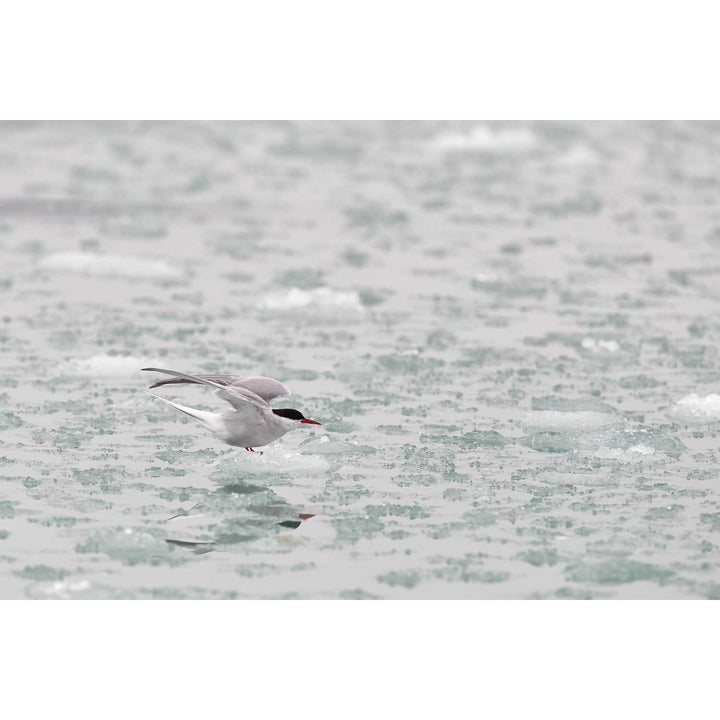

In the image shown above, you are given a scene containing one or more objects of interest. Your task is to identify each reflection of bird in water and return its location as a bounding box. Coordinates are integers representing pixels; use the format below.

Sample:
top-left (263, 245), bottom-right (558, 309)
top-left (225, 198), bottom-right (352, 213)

top-left (164, 480), bottom-right (319, 554)
top-left (142, 368), bottom-right (321, 453)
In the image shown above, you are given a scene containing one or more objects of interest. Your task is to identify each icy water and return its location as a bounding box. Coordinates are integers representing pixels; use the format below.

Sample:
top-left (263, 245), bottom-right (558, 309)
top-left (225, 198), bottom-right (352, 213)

top-left (2, 121), bottom-right (720, 599)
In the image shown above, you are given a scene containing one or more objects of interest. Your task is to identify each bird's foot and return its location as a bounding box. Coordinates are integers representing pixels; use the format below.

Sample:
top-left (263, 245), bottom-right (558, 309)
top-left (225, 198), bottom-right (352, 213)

top-left (244, 447), bottom-right (264, 455)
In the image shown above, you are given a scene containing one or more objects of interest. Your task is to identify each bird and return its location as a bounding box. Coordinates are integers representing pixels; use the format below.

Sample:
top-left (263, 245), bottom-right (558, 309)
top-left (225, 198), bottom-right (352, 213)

top-left (141, 367), bottom-right (321, 453)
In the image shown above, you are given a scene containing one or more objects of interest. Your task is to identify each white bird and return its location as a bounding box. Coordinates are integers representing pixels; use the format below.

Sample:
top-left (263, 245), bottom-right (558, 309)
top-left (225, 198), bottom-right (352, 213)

top-left (141, 367), bottom-right (321, 453)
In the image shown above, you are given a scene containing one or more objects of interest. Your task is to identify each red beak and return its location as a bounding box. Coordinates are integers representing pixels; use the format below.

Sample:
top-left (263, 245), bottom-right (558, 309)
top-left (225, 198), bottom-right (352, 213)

top-left (301, 419), bottom-right (322, 425)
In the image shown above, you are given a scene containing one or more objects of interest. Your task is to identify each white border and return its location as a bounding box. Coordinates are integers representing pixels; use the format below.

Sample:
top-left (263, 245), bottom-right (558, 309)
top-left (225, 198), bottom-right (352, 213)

top-left (2, 601), bottom-right (716, 719)
top-left (2, 1), bottom-right (719, 119)
top-left (2, 2), bottom-right (717, 716)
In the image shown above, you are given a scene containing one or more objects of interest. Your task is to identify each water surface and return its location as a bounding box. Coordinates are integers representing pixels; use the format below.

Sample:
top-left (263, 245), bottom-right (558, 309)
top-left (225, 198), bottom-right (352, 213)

top-left (1, 121), bottom-right (720, 598)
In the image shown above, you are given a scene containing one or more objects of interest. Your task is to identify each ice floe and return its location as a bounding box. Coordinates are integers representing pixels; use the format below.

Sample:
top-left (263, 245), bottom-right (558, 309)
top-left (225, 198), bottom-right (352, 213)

top-left (524, 410), bottom-right (620, 432)
top-left (581, 337), bottom-right (620, 353)
top-left (38, 251), bottom-right (183, 279)
top-left (75, 527), bottom-right (169, 565)
top-left (60, 354), bottom-right (148, 377)
top-left (25, 579), bottom-right (101, 600)
top-left (256, 287), bottom-right (365, 313)
top-left (674, 393), bottom-right (720, 423)
top-left (431, 124), bottom-right (537, 153)
top-left (210, 444), bottom-right (329, 483)
top-left (592, 444), bottom-right (656, 461)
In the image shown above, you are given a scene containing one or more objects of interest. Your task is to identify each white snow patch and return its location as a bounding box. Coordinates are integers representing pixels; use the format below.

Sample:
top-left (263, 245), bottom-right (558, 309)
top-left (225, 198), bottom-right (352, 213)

top-left (38, 252), bottom-right (182, 279)
top-left (593, 444), bottom-right (656, 461)
top-left (432, 125), bottom-right (537, 153)
top-left (628, 444), bottom-right (655, 456)
top-left (581, 338), bottom-right (620, 353)
top-left (674, 393), bottom-right (720, 422)
top-left (61, 354), bottom-right (149, 377)
top-left (257, 287), bottom-right (364, 313)
top-left (28, 580), bottom-right (93, 599)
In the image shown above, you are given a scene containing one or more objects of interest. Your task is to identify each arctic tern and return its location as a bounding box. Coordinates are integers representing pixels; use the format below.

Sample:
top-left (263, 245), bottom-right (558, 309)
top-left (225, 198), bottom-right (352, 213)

top-left (142, 367), bottom-right (321, 453)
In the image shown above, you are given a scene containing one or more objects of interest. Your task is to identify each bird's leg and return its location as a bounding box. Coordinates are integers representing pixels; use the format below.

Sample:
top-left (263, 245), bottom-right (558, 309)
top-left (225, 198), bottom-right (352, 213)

top-left (244, 447), bottom-right (264, 455)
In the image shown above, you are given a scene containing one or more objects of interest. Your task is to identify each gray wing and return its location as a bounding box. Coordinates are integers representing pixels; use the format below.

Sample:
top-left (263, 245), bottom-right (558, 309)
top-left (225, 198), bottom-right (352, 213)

top-left (146, 373), bottom-right (242, 390)
top-left (144, 370), bottom-right (290, 402)
top-left (141, 368), bottom-right (269, 412)
top-left (229, 377), bottom-right (290, 402)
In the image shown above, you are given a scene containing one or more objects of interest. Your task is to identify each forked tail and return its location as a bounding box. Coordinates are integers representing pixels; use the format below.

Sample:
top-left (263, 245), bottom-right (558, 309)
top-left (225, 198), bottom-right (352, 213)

top-left (143, 390), bottom-right (222, 433)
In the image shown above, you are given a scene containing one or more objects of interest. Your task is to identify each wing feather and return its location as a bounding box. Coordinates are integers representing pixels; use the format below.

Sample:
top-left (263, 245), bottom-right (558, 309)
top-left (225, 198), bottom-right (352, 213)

top-left (144, 371), bottom-right (291, 402)
top-left (230, 377), bottom-right (290, 402)
top-left (147, 374), bottom-right (239, 389)
top-left (141, 368), bottom-right (269, 412)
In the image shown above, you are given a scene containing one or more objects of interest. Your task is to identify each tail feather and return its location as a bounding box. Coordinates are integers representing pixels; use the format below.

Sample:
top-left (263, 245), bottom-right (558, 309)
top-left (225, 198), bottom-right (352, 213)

top-left (143, 390), bottom-right (222, 432)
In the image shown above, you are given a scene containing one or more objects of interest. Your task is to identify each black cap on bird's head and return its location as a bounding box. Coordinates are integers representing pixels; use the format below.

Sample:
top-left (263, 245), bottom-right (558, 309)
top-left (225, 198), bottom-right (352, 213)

top-left (272, 408), bottom-right (322, 425)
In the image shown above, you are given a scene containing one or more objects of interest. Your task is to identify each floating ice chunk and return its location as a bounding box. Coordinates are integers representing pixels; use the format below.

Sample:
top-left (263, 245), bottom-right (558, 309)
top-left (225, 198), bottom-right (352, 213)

top-left (257, 287), bottom-right (365, 313)
top-left (674, 393), bottom-right (720, 422)
top-left (593, 444), bottom-right (656, 461)
top-left (527, 423), bottom-right (684, 458)
top-left (60, 354), bottom-right (149, 377)
top-left (25, 579), bottom-right (96, 599)
top-left (557, 144), bottom-right (600, 166)
top-left (75, 527), bottom-right (168, 565)
top-left (524, 410), bottom-right (620, 432)
top-left (473, 272), bottom-right (500, 282)
top-left (211, 444), bottom-right (329, 483)
top-left (577, 429), bottom-right (684, 460)
top-left (38, 251), bottom-right (183, 279)
top-left (581, 338), bottom-right (620, 353)
top-left (431, 125), bottom-right (537, 153)
top-left (628, 444), bottom-right (655, 456)
top-left (315, 441), bottom-right (374, 456)
top-left (531, 397), bottom-right (616, 413)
